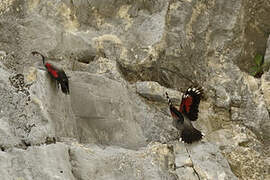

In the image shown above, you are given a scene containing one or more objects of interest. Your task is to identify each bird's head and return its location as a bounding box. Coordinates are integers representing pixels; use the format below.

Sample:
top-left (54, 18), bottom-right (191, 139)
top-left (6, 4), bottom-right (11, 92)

top-left (31, 51), bottom-right (45, 64)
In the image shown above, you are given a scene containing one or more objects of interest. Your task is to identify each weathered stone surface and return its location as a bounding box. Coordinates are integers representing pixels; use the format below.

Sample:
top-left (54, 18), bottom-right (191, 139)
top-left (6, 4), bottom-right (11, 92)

top-left (72, 61), bottom-right (178, 144)
top-left (188, 142), bottom-right (237, 180)
top-left (69, 142), bottom-right (176, 180)
top-left (70, 72), bottom-right (146, 149)
top-left (207, 120), bottom-right (270, 180)
top-left (174, 142), bottom-right (237, 180)
top-left (225, 146), bottom-right (269, 180)
top-left (86, 57), bottom-right (125, 83)
top-left (176, 167), bottom-right (199, 180)
top-left (264, 35), bottom-right (270, 65)
top-left (128, 86), bottom-right (179, 144)
top-left (262, 71), bottom-right (270, 109)
top-left (136, 81), bottom-right (182, 103)
top-left (0, 67), bottom-right (33, 149)
top-left (0, 143), bottom-right (75, 180)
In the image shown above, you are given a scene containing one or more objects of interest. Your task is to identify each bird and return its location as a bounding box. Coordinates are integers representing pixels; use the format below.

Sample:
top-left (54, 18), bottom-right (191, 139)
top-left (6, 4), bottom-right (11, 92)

top-left (165, 86), bottom-right (204, 143)
top-left (31, 51), bottom-right (70, 94)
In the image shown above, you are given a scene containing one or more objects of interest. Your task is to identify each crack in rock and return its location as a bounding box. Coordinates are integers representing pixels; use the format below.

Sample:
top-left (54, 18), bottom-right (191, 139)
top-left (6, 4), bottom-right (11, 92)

top-left (185, 145), bottom-right (201, 180)
top-left (68, 147), bottom-right (77, 180)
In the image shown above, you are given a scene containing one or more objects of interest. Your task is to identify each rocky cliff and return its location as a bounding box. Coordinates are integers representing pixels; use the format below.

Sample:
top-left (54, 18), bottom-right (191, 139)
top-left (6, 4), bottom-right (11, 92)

top-left (0, 0), bottom-right (269, 180)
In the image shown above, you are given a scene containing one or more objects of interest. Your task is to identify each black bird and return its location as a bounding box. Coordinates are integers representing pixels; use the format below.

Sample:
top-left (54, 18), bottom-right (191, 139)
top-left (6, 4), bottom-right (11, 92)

top-left (32, 51), bottom-right (70, 94)
top-left (166, 87), bottom-right (204, 143)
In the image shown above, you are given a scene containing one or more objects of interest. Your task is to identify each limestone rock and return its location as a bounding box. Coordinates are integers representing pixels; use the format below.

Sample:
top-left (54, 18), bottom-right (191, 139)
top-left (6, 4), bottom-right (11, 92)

top-left (188, 142), bottom-right (237, 180)
top-left (262, 70), bottom-right (270, 108)
top-left (135, 81), bottom-right (182, 103)
top-left (207, 120), bottom-right (269, 180)
top-left (225, 145), bottom-right (269, 180)
top-left (174, 142), bottom-right (237, 180)
top-left (69, 142), bottom-right (176, 180)
top-left (264, 35), bottom-right (270, 65)
top-left (0, 143), bottom-right (75, 180)
top-left (27, 69), bottom-right (78, 145)
top-left (86, 57), bottom-right (125, 83)
top-left (176, 167), bottom-right (199, 180)
top-left (128, 86), bottom-right (179, 143)
top-left (70, 72), bottom-right (146, 149)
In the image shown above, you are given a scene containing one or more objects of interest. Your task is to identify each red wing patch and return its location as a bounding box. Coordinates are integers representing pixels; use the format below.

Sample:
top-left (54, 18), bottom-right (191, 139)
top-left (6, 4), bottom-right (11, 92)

top-left (180, 96), bottom-right (193, 113)
top-left (179, 86), bottom-right (203, 121)
top-left (45, 63), bottom-right (59, 78)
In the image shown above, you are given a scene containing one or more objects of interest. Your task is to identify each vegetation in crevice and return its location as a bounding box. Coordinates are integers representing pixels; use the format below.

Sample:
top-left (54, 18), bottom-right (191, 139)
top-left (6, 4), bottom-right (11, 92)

top-left (249, 54), bottom-right (269, 78)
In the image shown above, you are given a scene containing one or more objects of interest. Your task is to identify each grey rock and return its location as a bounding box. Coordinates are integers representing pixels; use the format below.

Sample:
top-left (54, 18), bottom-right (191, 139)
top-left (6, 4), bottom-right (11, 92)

top-left (261, 72), bottom-right (270, 140)
top-left (173, 142), bottom-right (237, 180)
top-left (0, 68), bottom-right (30, 149)
top-left (28, 69), bottom-right (78, 144)
top-left (86, 57), bottom-right (125, 83)
top-left (0, 117), bottom-right (21, 150)
top-left (72, 62), bottom-right (178, 144)
top-left (224, 143), bottom-right (269, 180)
top-left (176, 167), bottom-right (199, 180)
top-left (70, 72), bottom-right (146, 149)
top-left (0, 143), bottom-right (75, 180)
top-left (0, 50), bottom-right (6, 56)
top-left (174, 143), bottom-right (192, 168)
top-left (188, 142), bottom-right (238, 180)
top-left (136, 81), bottom-right (182, 103)
top-left (264, 35), bottom-right (270, 65)
top-left (207, 62), bottom-right (270, 141)
top-left (69, 142), bottom-right (176, 180)
top-left (128, 86), bottom-right (179, 143)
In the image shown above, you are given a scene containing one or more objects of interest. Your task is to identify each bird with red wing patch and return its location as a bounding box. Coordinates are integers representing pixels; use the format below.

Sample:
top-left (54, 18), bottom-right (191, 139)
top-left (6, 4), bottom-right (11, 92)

top-left (166, 88), bottom-right (204, 144)
top-left (45, 63), bottom-right (59, 78)
top-left (179, 86), bottom-right (203, 121)
top-left (32, 51), bottom-right (70, 95)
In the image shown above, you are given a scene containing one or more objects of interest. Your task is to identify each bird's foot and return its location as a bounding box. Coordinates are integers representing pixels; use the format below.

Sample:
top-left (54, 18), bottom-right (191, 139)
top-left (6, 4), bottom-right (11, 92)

top-left (202, 132), bottom-right (205, 137)
top-left (179, 137), bottom-right (185, 143)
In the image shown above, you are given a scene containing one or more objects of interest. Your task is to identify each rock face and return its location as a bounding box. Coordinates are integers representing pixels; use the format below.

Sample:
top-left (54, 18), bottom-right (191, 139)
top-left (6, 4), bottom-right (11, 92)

top-left (174, 142), bottom-right (237, 180)
top-left (0, 143), bottom-right (74, 180)
top-left (70, 72), bottom-right (146, 149)
top-left (69, 142), bottom-right (176, 180)
top-left (1, 0), bottom-right (270, 180)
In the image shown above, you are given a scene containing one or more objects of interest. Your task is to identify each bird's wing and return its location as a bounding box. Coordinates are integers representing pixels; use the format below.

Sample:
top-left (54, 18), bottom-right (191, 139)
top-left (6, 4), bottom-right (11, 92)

top-left (179, 86), bottom-right (203, 121)
top-left (57, 69), bottom-right (69, 94)
top-left (169, 105), bottom-right (184, 124)
top-left (45, 63), bottom-right (59, 78)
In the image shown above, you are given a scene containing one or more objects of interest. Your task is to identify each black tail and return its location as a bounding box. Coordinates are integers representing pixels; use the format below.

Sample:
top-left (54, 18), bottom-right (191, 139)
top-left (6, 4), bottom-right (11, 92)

top-left (180, 126), bottom-right (203, 144)
top-left (60, 80), bottom-right (69, 94)
top-left (58, 70), bottom-right (69, 94)
top-left (31, 51), bottom-right (45, 64)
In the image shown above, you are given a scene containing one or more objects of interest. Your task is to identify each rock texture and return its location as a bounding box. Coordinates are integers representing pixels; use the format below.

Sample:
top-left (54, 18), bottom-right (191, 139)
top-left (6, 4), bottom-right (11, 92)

top-left (174, 142), bottom-right (237, 180)
top-left (1, 0), bottom-right (270, 180)
top-left (0, 143), bottom-right (74, 180)
top-left (69, 142), bottom-right (176, 180)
